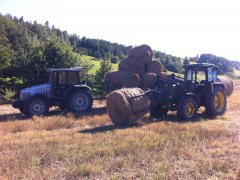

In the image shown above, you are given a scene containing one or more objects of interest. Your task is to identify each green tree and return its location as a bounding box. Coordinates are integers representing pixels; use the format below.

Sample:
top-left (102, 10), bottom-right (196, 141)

top-left (94, 59), bottom-right (112, 95)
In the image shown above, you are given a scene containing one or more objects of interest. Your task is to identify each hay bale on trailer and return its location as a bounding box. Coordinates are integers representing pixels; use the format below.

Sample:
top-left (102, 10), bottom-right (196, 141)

top-left (104, 71), bottom-right (141, 92)
top-left (218, 76), bottom-right (234, 96)
top-left (146, 60), bottom-right (162, 75)
top-left (141, 73), bottom-right (157, 88)
top-left (127, 44), bottom-right (153, 63)
top-left (118, 57), bottom-right (148, 74)
top-left (106, 88), bottom-right (150, 126)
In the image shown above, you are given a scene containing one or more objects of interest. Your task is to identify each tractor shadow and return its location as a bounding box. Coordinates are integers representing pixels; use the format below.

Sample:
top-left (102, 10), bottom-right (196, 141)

top-left (79, 124), bottom-right (131, 134)
top-left (73, 107), bottom-right (107, 118)
top-left (0, 112), bottom-right (27, 122)
top-left (79, 111), bottom-right (216, 134)
top-left (0, 106), bottom-right (107, 122)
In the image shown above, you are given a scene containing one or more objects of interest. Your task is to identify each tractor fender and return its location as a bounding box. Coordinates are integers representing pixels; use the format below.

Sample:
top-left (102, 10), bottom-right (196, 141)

top-left (184, 93), bottom-right (200, 107)
top-left (63, 85), bottom-right (91, 100)
top-left (24, 94), bottom-right (51, 107)
top-left (210, 82), bottom-right (225, 95)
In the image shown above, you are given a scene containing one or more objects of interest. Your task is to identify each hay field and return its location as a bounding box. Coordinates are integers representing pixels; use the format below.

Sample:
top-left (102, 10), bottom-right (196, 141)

top-left (0, 82), bottom-right (240, 179)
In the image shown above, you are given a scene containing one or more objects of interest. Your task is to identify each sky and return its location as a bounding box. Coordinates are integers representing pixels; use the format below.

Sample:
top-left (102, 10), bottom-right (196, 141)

top-left (1, 0), bottom-right (240, 60)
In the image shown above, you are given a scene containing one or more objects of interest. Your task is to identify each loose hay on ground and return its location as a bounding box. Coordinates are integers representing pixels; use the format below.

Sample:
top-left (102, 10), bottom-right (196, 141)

top-left (106, 88), bottom-right (150, 126)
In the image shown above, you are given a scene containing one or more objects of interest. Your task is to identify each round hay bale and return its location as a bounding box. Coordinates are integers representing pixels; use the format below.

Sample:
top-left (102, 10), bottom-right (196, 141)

top-left (106, 88), bottom-right (150, 126)
top-left (104, 71), bottom-right (141, 92)
top-left (118, 57), bottom-right (147, 74)
top-left (141, 73), bottom-right (157, 88)
top-left (123, 73), bottom-right (141, 88)
top-left (128, 44), bottom-right (153, 63)
top-left (218, 76), bottom-right (234, 96)
top-left (146, 60), bottom-right (162, 75)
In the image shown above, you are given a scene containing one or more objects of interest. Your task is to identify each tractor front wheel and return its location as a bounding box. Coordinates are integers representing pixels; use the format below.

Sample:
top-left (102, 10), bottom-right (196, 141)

top-left (67, 90), bottom-right (93, 113)
top-left (177, 96), bottom-right (198, 121)
top-left (205, 86), bottom-right (226, 116)
top-left (23, 96), bottom-right (49, 116)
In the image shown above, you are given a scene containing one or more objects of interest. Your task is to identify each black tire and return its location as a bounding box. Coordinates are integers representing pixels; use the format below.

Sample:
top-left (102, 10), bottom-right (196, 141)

top-left (23, 96), bottom-right (49, 116)
top-left (205, 86), bottom-right (226, 117)
top-left (67, 90), bottom-right (93, 113)
top-left (177, 96), bottom-right (198, 121)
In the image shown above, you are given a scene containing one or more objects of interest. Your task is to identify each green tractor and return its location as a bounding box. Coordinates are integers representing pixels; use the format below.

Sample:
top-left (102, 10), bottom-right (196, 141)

top-left (132, 63), bottom-right (227, 120)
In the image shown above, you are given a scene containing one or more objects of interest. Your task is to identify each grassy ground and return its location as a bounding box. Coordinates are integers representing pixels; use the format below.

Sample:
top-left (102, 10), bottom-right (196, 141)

top-left (0, 82), bottom-right (240, 179)
top-left (234, 70), bottom-right (240, 77)
top-left (81, 55), bottom-right (118, 74)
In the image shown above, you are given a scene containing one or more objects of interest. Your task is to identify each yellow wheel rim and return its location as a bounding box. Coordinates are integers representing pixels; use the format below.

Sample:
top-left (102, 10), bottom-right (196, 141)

top-left (185, 102), bottom-right (195, 118)
top-left (214, 92), bottom-right (225, 112)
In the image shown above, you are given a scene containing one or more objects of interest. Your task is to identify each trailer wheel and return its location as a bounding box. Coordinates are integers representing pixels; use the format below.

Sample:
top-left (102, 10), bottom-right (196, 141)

top-left (177, 96), bottom-right (198, 121)
top-left (23, 96), bottom-right (49, 116)
top-left (205, 86), bottom-right (226, 116)
top-left (67, 90), bottom-right (93, 113)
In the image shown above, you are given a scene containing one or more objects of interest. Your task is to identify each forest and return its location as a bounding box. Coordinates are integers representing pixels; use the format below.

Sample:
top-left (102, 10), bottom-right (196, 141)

top-left (0, 13), bottom-right (239, 100)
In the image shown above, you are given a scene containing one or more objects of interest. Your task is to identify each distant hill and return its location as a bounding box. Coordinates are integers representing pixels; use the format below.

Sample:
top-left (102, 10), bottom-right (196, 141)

top-left (198, 54), bottom-right (240, 74)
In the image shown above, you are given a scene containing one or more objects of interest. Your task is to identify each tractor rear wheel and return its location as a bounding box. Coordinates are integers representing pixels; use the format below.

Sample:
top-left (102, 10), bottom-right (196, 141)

top-left (177, 96), bottom-right (198, 121)
top-left (23, 96), bottom-right (49, 116)
top-left (67, 90), bottom-right (93, 113)
top-left (205, 86), bottom-right (226, 116)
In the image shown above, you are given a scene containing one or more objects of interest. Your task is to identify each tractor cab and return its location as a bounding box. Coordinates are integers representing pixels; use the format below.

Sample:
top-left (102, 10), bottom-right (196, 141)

top-left (184, 63), bottom-right (219, 84)
top-left (47, 68), bottom-right (85, 97)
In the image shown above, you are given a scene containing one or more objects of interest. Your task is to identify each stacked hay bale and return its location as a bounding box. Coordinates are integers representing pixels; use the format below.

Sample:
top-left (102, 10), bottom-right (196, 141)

top-left (141, 73), bottom-right (157, 88)
top-left (104, 44), bottom-right (163, 125)
top-left (146, 60), bottom-right (162, 75)
top-left (104, 44), bottom-right (162, 91)
top-left (104, 71), bottom-right (141, 92)
top-left (106, 88), bottom-right (150, 126)
top-left (218, 76), bottom-right (234, 96)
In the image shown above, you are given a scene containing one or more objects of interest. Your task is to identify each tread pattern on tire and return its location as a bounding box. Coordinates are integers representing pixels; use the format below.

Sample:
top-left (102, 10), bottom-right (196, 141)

top-left (67, 90), bottom-right (93, 113)
top-left (23, 96), bottom-right (49, 116)
top-left (205, 86), bottom-right (227, 117)
top-left (177, 96), bottom-right (198, 121)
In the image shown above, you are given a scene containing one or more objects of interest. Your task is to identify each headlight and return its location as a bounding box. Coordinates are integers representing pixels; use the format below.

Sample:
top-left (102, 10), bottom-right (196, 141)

top-left (20, 92), bottom-right (31, 100)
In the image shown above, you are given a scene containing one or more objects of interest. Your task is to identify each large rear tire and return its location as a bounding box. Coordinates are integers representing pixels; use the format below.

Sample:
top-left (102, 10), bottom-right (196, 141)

top-left (23, 96), bottom-right (49, 116)
top-left (177, 96), bottom-right (198, 121)
top-left (67, 90), bottom-right (93, 113)
top-left (205, 86), bottom-right (226, 116)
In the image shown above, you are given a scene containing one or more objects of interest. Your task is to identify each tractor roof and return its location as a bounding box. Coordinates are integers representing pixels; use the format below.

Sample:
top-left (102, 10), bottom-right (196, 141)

top-left (184, 63), bottom-right (218, 69)
top-left (47, 67), bottom-right (83, 72)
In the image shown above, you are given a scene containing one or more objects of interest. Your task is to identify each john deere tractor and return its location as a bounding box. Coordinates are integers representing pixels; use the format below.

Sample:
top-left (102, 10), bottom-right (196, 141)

top-left (131, 63), bottom-right (227, 121)
top-left (12, 68), bottom-right (93, 116)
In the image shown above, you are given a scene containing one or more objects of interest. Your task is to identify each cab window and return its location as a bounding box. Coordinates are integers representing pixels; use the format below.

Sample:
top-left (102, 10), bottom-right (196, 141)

top-left (196, 70), bottom-right (206, 82)
top-left (58, 72), bottom-right (66, 85)
top-left (186, 69), bottom-right (192, 81)
top-left (67, 72), bottom-right (79, 85)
